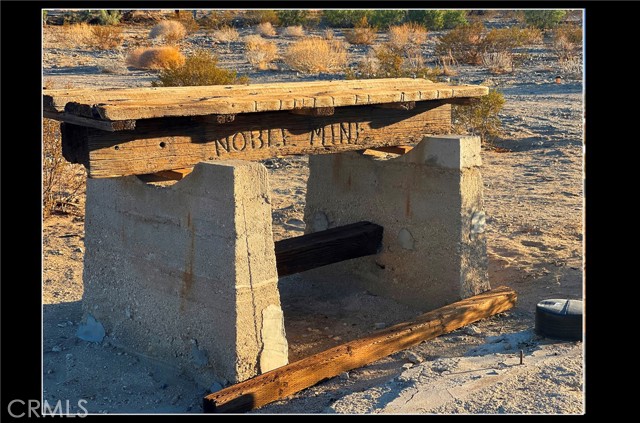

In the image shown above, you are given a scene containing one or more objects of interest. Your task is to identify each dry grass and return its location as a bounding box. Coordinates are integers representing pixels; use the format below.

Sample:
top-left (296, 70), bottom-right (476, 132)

top-left (344, 26), bottom-right (377, 45)
top-left (42, 80), bottom-right (86, 218)
top-left (88, 25), bottom-right (124, 49)
top-left (323, 28), bottom-right (335, 40)
top-left (244, 35), bottom-right (278, 70)
top-left (283, 37), bottom-right (347, 73)
top-left (553, 25), bottom-right (582, 62)
top-left (282, 25), bottom-right (305, 37)
top-left (482, 51), bottom-right (513, 74)
top-left (60, 23), bottom-right (93, 48)
top-left (212, 26), bottom-right (240, 48)
top-left (387, 22), bottom-right (427, 51)
top-left (126, 46), bottom-right (186, 69)
top-left (59, 23), bottom-right (123, 50)
top-left (149, 20), bottom-right (187, 44)
top-left (256, 22), bottom-right (276, 37)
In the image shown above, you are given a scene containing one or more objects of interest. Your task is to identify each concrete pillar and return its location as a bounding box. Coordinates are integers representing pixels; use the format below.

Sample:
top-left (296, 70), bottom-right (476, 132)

top-left (304, 135), bottom-right (490, 311)
top-left (82, 160), bottom-right (288, 385)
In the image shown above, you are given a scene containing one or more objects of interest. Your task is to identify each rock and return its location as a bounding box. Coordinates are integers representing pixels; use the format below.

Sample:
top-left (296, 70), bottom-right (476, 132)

top-left (339, 372), bottom-right (349, 380)
top-left (464, 325), bottom-right (481, 336)
top-left (374, 322), bottom-right (386, 330)
top-left (159, 383), bottom-right (168, 390)
top-left (402, 363), bottom-right (414, 370)
top-left (403, 351), bottom-right (423, 364)
top-left (76, 314), bottom-right (105, 343)
top-left (51, 346), bottom-right (62, 352)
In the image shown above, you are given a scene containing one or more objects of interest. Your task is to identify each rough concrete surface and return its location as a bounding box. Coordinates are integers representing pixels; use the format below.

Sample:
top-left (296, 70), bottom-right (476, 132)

top-left (82, 160), bottom-right (288, 385)
top-left (303, 136), bottom-right (490, 311)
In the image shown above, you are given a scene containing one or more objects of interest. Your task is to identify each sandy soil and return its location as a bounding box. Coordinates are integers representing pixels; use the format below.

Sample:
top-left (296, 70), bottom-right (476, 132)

top-left (42, 13), bottom-right (584, 414)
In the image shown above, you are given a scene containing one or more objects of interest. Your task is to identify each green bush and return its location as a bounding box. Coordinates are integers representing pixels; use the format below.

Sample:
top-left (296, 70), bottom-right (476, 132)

top-left (322, 10), bottom-right (370, 27)
top-left (407, 10), bottom-right (467, 30)
top-left (442, 10), bottom-right (467, 29)
top-left (452, 90), bottom-right (505, 143)
top-left (523, 10), bottom-right (566, 29)
top-left (368, 10), bottom-right (405, 29)
top-left (276, 10), bottom-right (311, 26)
top-left (153, 50), bottom-right (249, 87)
top-left (97, 10), bottom-right (121, 25)
top-left (407, 10), bottom-right (443, 30)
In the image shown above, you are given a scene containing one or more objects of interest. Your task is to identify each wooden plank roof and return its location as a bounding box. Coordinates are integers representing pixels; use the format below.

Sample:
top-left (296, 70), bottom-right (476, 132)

top-left (43, 78), bottom-right (488, 122)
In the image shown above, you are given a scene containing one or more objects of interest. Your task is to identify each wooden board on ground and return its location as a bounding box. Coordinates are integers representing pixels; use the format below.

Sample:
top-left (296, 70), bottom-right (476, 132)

top-left (62, 102), bottom-right (451, 178)
top-left (203, 286), bottom-right (517, 413)
top-left (43, 79), bottom-right (488, 121)
top-left (275, 221), bottom-right (383, 277)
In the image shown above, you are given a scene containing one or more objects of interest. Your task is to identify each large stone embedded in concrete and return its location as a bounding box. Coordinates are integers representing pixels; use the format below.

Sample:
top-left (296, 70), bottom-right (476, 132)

top-left (82, 160), bottom-right (288, 385)
top-left (303, 135), bottom-right (490, 311)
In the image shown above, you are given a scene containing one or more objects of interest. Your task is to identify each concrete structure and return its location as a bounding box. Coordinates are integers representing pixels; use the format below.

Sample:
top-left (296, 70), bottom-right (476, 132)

top-left (303, 135), bottom-right (490, 311)
top-left (82, 160), bottom-right (288, 385)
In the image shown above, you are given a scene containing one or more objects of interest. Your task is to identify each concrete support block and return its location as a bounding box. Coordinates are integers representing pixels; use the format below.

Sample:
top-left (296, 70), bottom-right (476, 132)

top-left (82, 160), bottom-right (288, 385)
top-left (304, 135), bottom-right (490, 311)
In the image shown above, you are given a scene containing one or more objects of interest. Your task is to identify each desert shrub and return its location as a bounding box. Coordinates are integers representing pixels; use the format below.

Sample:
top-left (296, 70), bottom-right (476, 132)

top-left (149, 20), bottom-right (187, 44)
top-left (153, 50), bottom-right (248, 86)
top-left (452, 90), bottom-right (505, 143)
top-left (126, 46), bottom-right (186, 69)
top-left (43, 10), bottom-right (48, 25)
top-left (60, 23), bottom-right (93, 48)
top-left (368, 10), bottom-right (405, 29)
top-left (523, 10), bottom-right (567, 29)
top-left (406, 10), bottom-right (467, 30)
top-left (323, 28), bottom-right (335, 40)
top-left (283, 37), bottom-right (347, 73)
top-left (553, 24), bottom-right (582, 61)
top-left (96, 10), bottom-right (121, 25)
top-left (197, 10), bottom-right (236, 29)
top-left (59, 23), bottom-right (122, 50)
top-left (276, 10), bottom-right (311, 26)
top-left (435, 22), bottom-right (485, 64)
top-left (344, 17), bottom-right (377, 45)
top-left (42, 117), bottom-right (86, 217)
top-left (442, 10), bottom-right (468, 29)
top-left (88, 25), bottom-right (124, 49)
top-left (256, 22), bottom-right (277, 37)
top-left (174, 11), bottom-right (199, 34)
top-left (282, 25), bottom-right (305, 37)
top-left (244, 10), bottom-right (280, 25)
top-left (212, 26), bottom-right (240, 49)
top-left (244, 35), bottom-right (278, 70)
top-left (347, 42), bottom-right (441, 80)
top-left (388, 22), bottom-right (428, 51)
top-left (322, 10), bottom-right (370, 28)
top-left (481, 52), bottom-right (513, 74)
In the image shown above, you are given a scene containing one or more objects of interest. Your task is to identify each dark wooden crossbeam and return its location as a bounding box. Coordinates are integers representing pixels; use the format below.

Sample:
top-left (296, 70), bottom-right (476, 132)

top-left (274, 221), bottom-right (383, 277)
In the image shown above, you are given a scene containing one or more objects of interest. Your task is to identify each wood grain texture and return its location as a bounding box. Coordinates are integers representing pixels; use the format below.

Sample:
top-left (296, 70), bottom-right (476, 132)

top-left (63, 102), bottom-right (451, 178)
top-left (43, 111), bottom-right (135, 132)
top-left (43, 79), bottom-right (488, 121)
top-left (203, 286), bottom-right (517, 413)
top-left (275, 221), bottom-right (383, 277)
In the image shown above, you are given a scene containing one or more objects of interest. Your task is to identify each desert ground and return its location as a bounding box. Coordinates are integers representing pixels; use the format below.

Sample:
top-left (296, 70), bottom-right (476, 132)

top-left (42, 10), bottom-right (584, 414)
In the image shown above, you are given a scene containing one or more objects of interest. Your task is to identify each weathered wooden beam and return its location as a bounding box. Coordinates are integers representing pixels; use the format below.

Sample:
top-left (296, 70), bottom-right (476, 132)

top-left (368, 145), bottom-right (414, 155)
top-left (275, 221), bottom-right (383, 277)
top-left (290, 107), bottom-right (335, 116)
top-left (203, 286), bottom-right (517, 413)
top-left (192, 114), bottom-right (236, 124)
top-left (375, 101), bottom-right (416, 110)
top-left (137, 168), bottom-right (194, 183)
top-left (62, 102), bottom-right (451, 178)
top-left (44, 111), bottom-right (136, 132)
